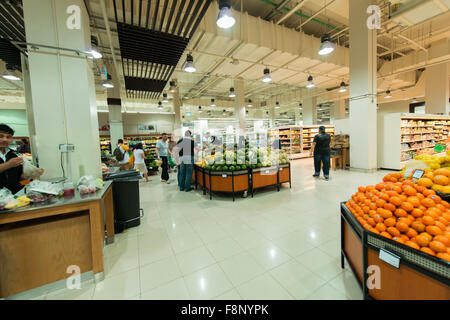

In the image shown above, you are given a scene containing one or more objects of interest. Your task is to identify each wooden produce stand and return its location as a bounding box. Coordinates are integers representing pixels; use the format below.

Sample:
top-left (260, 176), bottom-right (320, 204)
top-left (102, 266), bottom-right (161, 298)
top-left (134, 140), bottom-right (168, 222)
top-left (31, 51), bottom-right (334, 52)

top-left (0, 182), bottom-right (115, 298)
top-left (341, 202), bottom-right (450, 300)
top-left (193, 163), bottom-right (291, 201)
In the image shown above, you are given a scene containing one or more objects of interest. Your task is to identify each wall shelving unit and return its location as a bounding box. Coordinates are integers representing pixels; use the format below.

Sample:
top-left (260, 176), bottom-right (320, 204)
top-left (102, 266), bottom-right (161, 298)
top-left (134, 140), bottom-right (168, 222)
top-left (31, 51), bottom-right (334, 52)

top-left (380, 113), bottom-right (450, 170)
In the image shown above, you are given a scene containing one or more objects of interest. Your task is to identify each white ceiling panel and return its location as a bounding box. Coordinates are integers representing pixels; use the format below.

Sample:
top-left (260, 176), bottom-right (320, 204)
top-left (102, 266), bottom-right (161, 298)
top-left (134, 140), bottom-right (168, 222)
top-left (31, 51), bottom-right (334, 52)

top-left (402, 1), bottom-right (443, 24)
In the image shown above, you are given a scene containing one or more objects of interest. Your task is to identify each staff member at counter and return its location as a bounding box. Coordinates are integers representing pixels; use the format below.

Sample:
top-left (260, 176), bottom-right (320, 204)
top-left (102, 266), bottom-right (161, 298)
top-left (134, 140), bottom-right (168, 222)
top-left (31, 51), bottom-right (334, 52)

top-left (0, 124), bottom-right (43, 194)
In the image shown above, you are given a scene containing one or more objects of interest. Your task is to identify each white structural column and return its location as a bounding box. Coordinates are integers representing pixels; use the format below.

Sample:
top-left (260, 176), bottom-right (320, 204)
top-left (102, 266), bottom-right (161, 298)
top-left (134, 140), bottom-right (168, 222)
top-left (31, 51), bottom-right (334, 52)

top-left (20, 54), bottom-right (38, 166)
top-left (331, 99), bottom-right (346, 122)
top-left (302, 97), bottom-right (317, 125)
top-left (294, 107), bottom-right (302, 125)
top-left (23, 0), bottom-right (101, 181)
top-left (173, 85), bottom-right (182, 137)
top-left (349, 0), bottom-right (378, 171)
top-left (234, 78), bottom-right (246, 136)
top-left (108, 104), bottom-right (123, 147)
top-left (425, 63), bottom-right (450, 114)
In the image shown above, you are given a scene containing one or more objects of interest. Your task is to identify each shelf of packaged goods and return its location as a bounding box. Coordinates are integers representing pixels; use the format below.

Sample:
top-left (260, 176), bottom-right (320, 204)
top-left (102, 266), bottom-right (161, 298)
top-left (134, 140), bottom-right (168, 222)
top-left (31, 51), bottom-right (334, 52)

top-left (401, 131), bottom-right (441, 135)
top-left (401, 146), bottom-right (435, 152)
top-left (401, 125), bottom-right (436, 128)
top-left (401, 138), bottom-right (443, 143)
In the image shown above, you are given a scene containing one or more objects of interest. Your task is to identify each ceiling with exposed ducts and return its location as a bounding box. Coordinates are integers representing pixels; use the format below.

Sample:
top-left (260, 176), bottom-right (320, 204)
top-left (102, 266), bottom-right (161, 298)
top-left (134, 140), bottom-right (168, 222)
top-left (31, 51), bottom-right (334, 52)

top-left (0, 0), bottom-right (449, 122)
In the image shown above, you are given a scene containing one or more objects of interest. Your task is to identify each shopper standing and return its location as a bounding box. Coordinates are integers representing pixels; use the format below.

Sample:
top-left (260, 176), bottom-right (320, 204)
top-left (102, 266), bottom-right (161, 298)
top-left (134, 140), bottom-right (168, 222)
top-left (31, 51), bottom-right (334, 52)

top-left (171, 137), bottom-right (183, 187)
top-left (156, 133), bottom-right (171, 183)
top-left (114, 139), bottom-right (131, 171)
top-left (0, 124), bottom-right (44, 193)
top-left (177, 130), bottom-right (196, 192)
top-left (17, 138), bottom-right (31, 154)
top-left (311, 126), bottom-right (331, 180)
top-left (133, 143), bottom-right (151, 182)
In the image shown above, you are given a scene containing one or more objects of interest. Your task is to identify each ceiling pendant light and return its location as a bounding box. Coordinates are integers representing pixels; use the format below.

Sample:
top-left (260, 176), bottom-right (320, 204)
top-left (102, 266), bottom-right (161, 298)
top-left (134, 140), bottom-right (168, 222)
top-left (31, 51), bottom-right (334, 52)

top-left (89, 36), bottom-right (102, 59)
top-left (246, 110), bottom-right (249, 115)
top-left (222, 109), bottom-right (226, 115)
top-left (412, 97), bottom-right (418, 103)
top-left (169, 81), bottom-right (176, 93)
top-left (262, 68), bottom-right (272, 83)
top-left (299, 103), bottom-right (303, 109)
top-left (306, 75), bottom-right (315, 88)
top-left (318, 34), bottom-right (335, 56)
top-left (338, 81), bottom-right (347, 93)
top-left (217, 0), bottom-right (235, 29)
top-left (247, 99), bottom-right (253, 107)
top-left (162, 93), bottom-right (169, 103)
top-left (102, 74), bottom-right (114, 88)
top-left (385, 90), bottom-right (392, 99)
top-left (158, 101), bottom-right (163, 109)
top-left (2, 64), bottom-right (20, 81)
top-left (229, 87), bottom-right (236, 97)
top-left (266, 111), bottom-right (269, 117)
top-left (198, 106), bottom-right (202, 113)
top-left (211, 99), bottom-right (216, 107)
top-left (275, 101), bottom-right (280, 109)
top-left (183, 53), bottom-right (196, 73)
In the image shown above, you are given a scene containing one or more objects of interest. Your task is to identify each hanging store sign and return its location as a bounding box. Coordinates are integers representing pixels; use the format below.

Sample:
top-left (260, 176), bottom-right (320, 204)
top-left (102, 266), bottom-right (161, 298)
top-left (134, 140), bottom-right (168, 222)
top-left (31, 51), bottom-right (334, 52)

top-left (99, 124), bottom-right (110, 131)
top-left (138, 125), bottom-right (155, 131)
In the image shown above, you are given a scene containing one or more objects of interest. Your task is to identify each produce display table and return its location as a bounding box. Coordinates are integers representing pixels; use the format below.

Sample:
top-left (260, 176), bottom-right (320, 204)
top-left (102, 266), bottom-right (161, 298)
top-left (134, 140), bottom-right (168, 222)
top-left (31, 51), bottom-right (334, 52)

top-left (193, 163), bottom-right (291, 201)
top-left (0, 182), bottom-right (114, 298)
top-left (341, 202), bottom-right (450, 300)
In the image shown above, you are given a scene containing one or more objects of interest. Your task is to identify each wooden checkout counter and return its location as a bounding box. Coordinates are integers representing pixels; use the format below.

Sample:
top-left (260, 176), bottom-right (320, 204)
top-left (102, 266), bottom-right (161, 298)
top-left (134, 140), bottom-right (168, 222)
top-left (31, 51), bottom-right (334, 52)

top-left (0, 181), bottom-right (114, 298)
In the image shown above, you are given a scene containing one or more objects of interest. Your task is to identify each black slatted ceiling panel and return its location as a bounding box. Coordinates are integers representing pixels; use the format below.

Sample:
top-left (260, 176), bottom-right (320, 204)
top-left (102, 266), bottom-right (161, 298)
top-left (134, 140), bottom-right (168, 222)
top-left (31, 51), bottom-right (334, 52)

top-left (113, 0), bottom-right (212, 99)
top-left (0, 0), bottom-right (25, 71)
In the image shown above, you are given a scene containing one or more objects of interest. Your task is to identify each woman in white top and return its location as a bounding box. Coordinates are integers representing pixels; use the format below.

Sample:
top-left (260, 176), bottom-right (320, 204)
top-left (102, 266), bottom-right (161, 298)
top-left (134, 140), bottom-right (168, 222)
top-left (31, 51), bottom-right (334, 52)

top-left (133, 143), bottom-right (151, 182)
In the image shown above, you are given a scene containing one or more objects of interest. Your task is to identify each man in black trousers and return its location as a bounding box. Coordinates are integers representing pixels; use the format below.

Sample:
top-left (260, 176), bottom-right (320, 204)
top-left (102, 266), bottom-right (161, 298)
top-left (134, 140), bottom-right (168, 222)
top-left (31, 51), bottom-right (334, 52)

top-left (310, 126), bottom-right (331, 180)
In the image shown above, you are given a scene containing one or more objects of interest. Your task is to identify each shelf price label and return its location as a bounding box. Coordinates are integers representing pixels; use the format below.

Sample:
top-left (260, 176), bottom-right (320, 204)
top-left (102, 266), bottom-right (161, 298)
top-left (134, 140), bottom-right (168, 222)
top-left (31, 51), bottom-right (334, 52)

top-left (379, 248), bottom-right (400, 268)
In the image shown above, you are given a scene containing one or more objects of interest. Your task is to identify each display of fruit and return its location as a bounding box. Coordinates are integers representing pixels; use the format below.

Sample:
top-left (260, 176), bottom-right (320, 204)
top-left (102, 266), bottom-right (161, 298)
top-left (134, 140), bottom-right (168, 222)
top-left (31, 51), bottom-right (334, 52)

top-left (345, 179), bottom-right (450, 262)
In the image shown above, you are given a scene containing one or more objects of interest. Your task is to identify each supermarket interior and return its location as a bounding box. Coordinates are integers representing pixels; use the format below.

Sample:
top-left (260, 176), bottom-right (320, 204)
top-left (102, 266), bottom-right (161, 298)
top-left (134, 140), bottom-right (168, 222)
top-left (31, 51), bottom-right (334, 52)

top-left (0, 0), bottom-right (449, 302)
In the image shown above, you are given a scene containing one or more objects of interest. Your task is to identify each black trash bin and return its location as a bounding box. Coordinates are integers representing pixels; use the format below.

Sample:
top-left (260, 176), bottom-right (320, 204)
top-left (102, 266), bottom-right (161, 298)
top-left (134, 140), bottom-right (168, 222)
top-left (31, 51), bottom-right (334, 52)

top-left (105, 170), bottom-right (143, 233)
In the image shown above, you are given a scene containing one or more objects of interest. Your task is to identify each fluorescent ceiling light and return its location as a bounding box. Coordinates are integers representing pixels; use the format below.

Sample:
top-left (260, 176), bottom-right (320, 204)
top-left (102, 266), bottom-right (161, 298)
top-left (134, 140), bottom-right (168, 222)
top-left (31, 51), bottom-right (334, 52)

top-left (2, 72), bottom-right (20, 81)
top-left (318, 34), bottom-right (335, 56)
top-left (262, 68), bottom-right (272, 83)
top-left (217, 1), bottom-right (235, 29)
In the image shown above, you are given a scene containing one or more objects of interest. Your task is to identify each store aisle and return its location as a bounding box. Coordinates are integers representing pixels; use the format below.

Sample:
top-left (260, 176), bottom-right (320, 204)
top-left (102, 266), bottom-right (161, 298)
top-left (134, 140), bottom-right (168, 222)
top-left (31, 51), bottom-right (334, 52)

top-left (44, 159), bottom-right (388, 300)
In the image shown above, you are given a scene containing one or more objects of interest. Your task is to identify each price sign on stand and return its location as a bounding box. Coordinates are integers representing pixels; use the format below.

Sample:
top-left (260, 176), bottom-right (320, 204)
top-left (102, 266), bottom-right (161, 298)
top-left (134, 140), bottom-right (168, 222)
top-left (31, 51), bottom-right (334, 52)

top-left (411, 169), bottom-right (425, 180)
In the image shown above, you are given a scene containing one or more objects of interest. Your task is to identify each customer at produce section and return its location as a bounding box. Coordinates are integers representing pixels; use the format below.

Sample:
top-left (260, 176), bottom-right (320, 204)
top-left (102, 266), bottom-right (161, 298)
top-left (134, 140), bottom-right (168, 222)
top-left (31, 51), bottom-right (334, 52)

top-left (171, 137), bottom-right (183, 187)
top-left (116, 139), bottom-right (132, 171)
top-left (177, 130), bottom-right (196, 192)
top-left (133, 143), bottom-right (151, 183)
top-left (17, 138), bottom-right (31, 154)
top-left (0, 124), bottom-right (44, 193)
top-left (156, 133), bottom-right (171, 183)
top-left (311, 126), bottom-right (331, 180)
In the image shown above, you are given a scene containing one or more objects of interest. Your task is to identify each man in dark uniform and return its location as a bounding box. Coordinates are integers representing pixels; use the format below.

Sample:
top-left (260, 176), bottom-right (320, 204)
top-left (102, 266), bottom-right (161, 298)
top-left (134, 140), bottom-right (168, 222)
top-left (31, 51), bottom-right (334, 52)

top-left (311, 126), bottom-right (331, 180)
top-left (0, 124), bottom-right (25, 193)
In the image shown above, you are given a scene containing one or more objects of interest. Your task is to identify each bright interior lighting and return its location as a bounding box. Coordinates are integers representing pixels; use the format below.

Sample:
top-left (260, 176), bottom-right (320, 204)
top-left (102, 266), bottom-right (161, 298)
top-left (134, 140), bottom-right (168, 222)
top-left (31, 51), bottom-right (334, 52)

top-left (184, 61), bottom-right (196, 73)
top-left (306, 82), bottom-right (315, 88)
top-left (89, 49), bottom-right (102, 59)
top-left (318, 42), bottom-right (335, 56)
top-left (2, 73), bottom-right (21, 81)
top-left (217, 7), bottom-right (235, 29)
top-left (102, 80), bottom-right (114, 88)
top-left (229, 92), bottom-right (236, 97)
top-left (385, 90), bottom-right (392, 98)
top-left (339, 87), bottom-right (347, 93)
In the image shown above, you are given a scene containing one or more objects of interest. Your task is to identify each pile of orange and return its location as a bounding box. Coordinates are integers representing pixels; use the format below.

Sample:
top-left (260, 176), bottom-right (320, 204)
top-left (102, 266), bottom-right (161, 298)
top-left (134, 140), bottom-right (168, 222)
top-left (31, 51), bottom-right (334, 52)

top-left (417, 168), bottom-right (450, 194)
top-left (346, 179), bottom-right (450, 262)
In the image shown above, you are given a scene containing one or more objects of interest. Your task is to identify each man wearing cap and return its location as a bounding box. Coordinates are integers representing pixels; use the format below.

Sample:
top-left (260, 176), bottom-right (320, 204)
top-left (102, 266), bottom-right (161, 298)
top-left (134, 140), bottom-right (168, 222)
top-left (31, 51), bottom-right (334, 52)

top-left (311, 126), bottom-right (331, 180)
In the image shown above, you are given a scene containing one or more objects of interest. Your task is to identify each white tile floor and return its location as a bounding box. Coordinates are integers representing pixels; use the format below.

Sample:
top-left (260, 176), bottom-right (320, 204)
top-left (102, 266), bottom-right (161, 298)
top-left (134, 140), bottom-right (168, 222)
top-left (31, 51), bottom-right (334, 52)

top-left (32, 158), bottom-right (389, 300)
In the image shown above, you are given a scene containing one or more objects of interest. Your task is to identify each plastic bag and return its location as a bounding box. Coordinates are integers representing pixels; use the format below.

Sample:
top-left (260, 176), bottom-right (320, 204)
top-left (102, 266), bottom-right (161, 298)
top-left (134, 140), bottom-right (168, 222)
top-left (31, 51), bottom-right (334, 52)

top-left (28, 180), bottom-right (62, 195)
top-left (0, 188), bottom-right (14, 210)
top-left (26, 191), bottom-right (48, 203)
top-left (22, 158), bottom-right (43, 179)
top-left (77, 176), bottom-right (103, 194)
